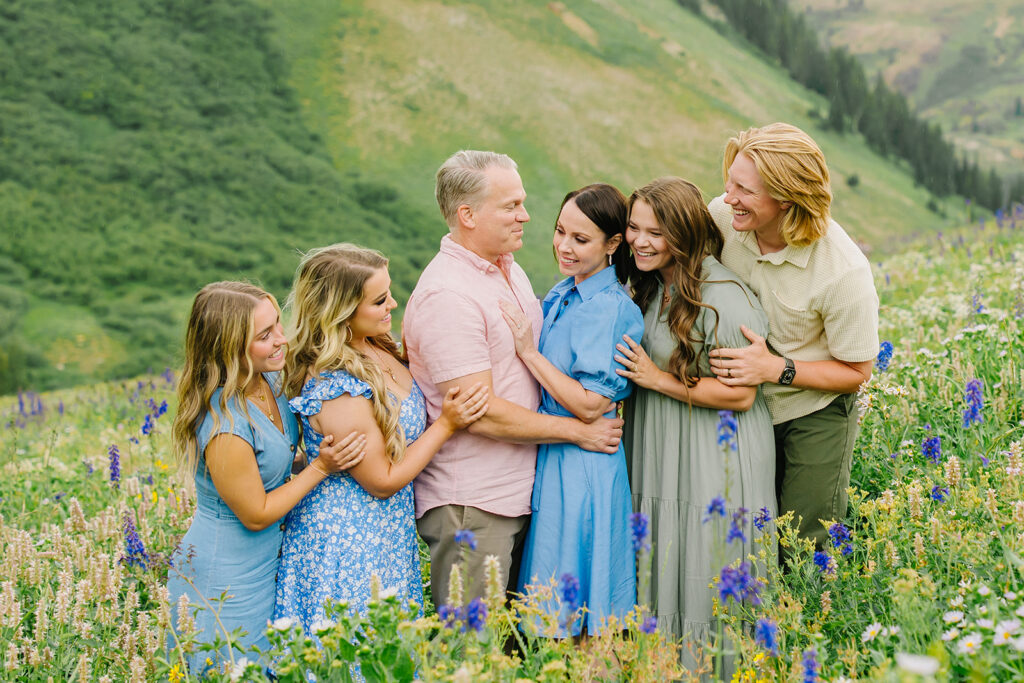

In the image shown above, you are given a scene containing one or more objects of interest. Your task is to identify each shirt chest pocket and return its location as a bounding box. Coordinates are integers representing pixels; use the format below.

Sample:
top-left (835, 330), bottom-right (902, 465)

top-left (766, 289), bottom-right (819, 348)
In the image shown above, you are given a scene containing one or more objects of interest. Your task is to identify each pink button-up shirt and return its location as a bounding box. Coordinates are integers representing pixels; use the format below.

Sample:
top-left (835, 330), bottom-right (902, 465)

top-left (403, 235), bottom-right (543, 519)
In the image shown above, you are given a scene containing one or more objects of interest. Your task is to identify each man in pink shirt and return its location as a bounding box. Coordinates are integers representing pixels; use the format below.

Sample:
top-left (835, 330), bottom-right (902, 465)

top-left (404, 150), bottom-right (625, 606)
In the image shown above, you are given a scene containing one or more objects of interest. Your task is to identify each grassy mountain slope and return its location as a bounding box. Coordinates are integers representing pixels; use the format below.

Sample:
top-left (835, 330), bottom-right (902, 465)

top-left (795, 0), bottom-right (1024, 173)
top-left (258, 0), bottom-right (962, 290)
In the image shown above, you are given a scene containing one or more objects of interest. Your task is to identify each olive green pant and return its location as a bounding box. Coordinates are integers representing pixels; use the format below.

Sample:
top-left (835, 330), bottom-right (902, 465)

top-left (773, 393), bottom-right (859, 552)
top-left (417, 504), bottom-right (530, 608)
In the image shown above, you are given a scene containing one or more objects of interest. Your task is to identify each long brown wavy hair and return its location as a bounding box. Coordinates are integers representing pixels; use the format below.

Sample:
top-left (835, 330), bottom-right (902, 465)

top-left (627, 177), bottom-right (725, 386)
top-left (284, 244), bottom-right (406, 463)
top-left (171, 281), bottom-right (281, 477)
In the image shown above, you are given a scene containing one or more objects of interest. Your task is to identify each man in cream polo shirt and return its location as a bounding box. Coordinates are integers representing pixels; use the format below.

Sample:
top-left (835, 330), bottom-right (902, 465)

top-left (706, 123), bottom-right (879, 552)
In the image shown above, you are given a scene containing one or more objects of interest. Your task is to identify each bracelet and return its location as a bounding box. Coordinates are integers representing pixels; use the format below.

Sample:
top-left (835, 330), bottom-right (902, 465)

top-left (309, 459), bottom-right (330, 477)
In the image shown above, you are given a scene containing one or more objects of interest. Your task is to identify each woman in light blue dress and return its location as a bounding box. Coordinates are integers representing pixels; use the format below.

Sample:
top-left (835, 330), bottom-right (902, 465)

top-left (274, 244), bottom-right (489, 631)
top-left (167, 282), bottom-right (366, 674)
top-left (501, 184), bottom-right (644, 636)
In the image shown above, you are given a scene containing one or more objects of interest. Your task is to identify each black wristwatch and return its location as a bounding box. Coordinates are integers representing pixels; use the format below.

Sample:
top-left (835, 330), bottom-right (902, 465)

top-left (778, 357), bottom-right (796, 385)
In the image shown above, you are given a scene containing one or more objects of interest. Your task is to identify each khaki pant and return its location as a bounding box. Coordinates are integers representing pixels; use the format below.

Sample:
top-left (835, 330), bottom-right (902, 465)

top-left (417, 504), bottom-right (530, 608)
top-left (773, 393), bottom-right (859, 552)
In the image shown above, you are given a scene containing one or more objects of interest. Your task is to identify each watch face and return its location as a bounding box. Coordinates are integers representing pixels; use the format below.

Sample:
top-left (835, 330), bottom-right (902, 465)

top-left (780, 367), bottom-right (796, 385)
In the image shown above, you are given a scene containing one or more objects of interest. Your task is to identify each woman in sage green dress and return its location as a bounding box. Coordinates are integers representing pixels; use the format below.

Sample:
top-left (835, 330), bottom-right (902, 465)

top-left (614, 177), bottom-right (776, 654)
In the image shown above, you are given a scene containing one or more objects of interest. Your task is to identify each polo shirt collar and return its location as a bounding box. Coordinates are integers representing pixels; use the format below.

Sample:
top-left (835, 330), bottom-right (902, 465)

top-left (739, 230), bottom-right (812, 268)
top-left (439, 234), bottom-right (514, 275)
top-left (553, 265), bottom-right (618, 302)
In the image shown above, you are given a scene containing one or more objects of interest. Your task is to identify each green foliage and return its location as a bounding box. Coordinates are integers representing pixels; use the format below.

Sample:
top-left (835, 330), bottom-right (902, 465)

top-left (0, 0), bottom-right (440, 393)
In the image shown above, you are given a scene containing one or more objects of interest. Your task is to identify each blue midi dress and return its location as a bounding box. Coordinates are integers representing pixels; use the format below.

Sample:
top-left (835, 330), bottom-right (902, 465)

top-left (167, 372), bottom-right (298, 673)
top-left (274, 370), bottom-right (427, 632)
top-left (517, 266), bottom-right (645, 636)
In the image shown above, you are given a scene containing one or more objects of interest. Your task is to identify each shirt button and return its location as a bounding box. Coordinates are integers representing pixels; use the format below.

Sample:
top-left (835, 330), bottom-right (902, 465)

top-left (563, 300), bottom-right (569, 306)
top-left (290, 444), bottom-right (297, 453)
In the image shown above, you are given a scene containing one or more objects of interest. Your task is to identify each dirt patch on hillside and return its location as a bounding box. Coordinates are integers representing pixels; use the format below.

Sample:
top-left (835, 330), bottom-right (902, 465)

top-left (548, 2), bottom-right (599, 47)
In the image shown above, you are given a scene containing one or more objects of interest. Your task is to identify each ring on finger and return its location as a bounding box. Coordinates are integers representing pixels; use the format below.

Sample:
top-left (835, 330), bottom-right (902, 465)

top-left (727, 368), bottom-right (732, 378)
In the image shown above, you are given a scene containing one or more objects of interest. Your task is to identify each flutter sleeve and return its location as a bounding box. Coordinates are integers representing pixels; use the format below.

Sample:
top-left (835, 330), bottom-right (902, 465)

top-left (288, 370), bottom-right (374, 417)
top-left (569, 292), bottom-right (645, 402)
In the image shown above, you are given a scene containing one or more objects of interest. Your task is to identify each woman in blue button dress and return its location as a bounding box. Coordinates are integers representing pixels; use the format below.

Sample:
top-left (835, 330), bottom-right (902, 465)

top-left (274, 244), bottom-right (489, 633)
top-left (500, 184), bottom-right (644, 636)
top-left (167, 282), bottom-right (368, 674)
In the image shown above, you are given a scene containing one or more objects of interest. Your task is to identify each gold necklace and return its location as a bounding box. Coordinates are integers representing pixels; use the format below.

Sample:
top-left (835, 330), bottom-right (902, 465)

top-left (250, 378), bottom-right (279, 424)
top-left (367, 346), bottom-right (398, 383)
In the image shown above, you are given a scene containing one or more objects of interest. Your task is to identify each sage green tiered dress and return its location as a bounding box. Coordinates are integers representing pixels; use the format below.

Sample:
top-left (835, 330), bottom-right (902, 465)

top-left (624, 256), bottom-right (776, 649)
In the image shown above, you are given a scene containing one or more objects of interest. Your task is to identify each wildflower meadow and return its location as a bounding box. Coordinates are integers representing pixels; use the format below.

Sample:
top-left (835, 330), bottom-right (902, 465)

top-left (1, 209), bottom-right (1023, 681)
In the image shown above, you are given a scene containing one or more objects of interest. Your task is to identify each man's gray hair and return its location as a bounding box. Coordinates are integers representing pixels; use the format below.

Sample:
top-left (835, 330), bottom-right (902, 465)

top-left (435, 150), bottom-right (518, 227)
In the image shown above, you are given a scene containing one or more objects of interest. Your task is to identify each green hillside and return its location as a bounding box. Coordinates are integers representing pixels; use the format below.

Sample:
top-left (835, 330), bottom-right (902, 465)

top-left (796, 0), bottom-right (1024, 174)
top-left (2, 0), bottom-right (970, 394)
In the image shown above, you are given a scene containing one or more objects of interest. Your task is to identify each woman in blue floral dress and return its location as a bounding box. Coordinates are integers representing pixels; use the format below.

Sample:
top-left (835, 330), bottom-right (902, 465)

top-left (274, 244), bottom-right (489, 630)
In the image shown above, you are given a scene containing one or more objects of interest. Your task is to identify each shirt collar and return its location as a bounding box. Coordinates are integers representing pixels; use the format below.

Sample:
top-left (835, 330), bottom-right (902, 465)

top-left (551, 265), bottom-right (619, 302)
top-left (440, 234), bottom-right (515, 275)
top-left (739, 230), bottom-right (812, 268)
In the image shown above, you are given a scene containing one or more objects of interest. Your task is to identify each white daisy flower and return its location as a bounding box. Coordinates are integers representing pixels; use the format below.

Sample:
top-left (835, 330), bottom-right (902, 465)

top-left (942, 627), bottom-right (960, 641)
top-left (862, 622), bottom-right (883, 642)
top-left (271, 616), bottom-right (295, 631)
top-left (943, 610), bottom-right (964, 624)
top-left (957, 633), bottom-right (983, 655)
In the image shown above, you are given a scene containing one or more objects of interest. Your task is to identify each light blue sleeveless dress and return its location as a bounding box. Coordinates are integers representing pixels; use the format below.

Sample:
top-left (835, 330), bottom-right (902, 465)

top-left (167, 372), bottom-right (298, 673)
top-left (274, 369), bottom-right (427, 631)
top-left (517, 267), bottom-right (645, 636)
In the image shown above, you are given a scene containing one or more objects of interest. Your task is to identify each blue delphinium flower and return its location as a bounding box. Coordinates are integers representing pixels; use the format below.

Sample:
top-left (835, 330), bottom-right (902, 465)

top-left (108, 445), bottom-right (121, 488)
top-left (464, 597), bottom-right (487, 632)
top-left (962, 378), bottom-right (984, 428)
top-left (83, 460), bottom-right (94, 475)
top-left (718, 562), bottom-right (760, 605)
top-left (813, 551), bottom-right (834, 575)
top-left (639, 616), bottom-right (658, 634)
top-left (437, 604), bottom-right (459, 629)
top-left (629, 512), bottom-right (650, 552)
top-left (727, 508), bottom-right (748, 544)
top-left (454, 529), bottom-right (477, 550)
top-left (121, 513), bottom-right (149, 569)
top-left (971, 292), bottom-right (984, 314)
top-left (828, 522), bottom-right (853, 555)
top-left (931, 485), bottom-right (950, 502)
top-left (875, 341), bottom-right (894, 372)
top-left (704, 496), bottom-right (727, 522)
top-left (922, 435), bottom-right (941, 464)
top-left (801, 648), bottom-right (819, 683)
top-left (141, 414), bottom-right (155, 436)
top-left (753, 506), bottom-right (773, 531)
top-left (162, 367), bottom-right (175, 384)
top-left (754, 617), bottom-right (779, 656)
top-left (717, 410), bottom-right (738, 451)
top-left (559, 573), bottom-right (581, 612)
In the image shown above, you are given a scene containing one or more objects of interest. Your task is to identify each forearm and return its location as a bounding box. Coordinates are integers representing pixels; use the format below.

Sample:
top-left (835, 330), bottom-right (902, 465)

top-left (466, 396), bottom-right (583, 445)
top-left (241, 465), bottom-right (329, 530)
top-left (362, 420), bottom-right (456, 498)
top-left (787, 358), bottom-right (871, 394)
top-left (653, 371), bottom-right (756, 411)
top-left (519, 350), bottom-right (612, 423)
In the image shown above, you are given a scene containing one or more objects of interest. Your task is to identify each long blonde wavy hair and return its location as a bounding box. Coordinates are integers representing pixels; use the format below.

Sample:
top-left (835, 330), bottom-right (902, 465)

top-left (170, 281), bottom-right (282, 477)
top-left (285, 244), bottom-right (406, 463)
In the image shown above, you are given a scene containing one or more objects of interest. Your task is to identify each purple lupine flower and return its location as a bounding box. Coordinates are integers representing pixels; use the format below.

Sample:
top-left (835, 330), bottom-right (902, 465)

top-left (464, 598), bottom-right (487, 632)
top-left (108, 445), bottom-right (121, 488)
top-left (454, 529), bottom-right (477, 550)
top-left (718, 562), bottom-right (760, 605)
top-left (121, 513), bottom-right (149, 569)
top-left (141, 414), bottom-right (155, 436)
top-left (971, 292), bottom-right (984, 314)
top-left (559, 573), bottom-right (581, 612)
top-left (962, 378), bottom-right (983, 428)
top-left (726, 508), bottom-right (748, 545)
top-left (828, 522), bottom-right (852, 556)
top-left (931, 485), bottom-right (950, 502)
top-left (162, 367), bottom-right (175, 384)
top-left (753, 506), bottom-right (773, 531)
top-left (629, 512), bottom-right (650, 552)
top-left (436, 604), bottom-right (459, 629)
top-left (717, 410), bottom-right (738, 451)
top-left (813, 551), bottom-right (834, 575)
top-left (754, 618), bottom-right (779, 656)
top-left (875, 341), bottom-right (893, 372)
top-left (83, 460), bottom-right (94, 475)
top-left (639, 616), bottom-right (658, 634)
top-left (922, 435), bottom-right (941, 464)
top-left (703, 496), bottom-right (727, 522)
top-left (801, 648), bottom-right (819, 682)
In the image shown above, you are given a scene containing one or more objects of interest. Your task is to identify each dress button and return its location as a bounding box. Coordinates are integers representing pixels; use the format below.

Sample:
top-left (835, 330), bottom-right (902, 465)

top-left (290, 444), bottom-right (297, 453)
top-left (563, 300), bottom-right (569, 306)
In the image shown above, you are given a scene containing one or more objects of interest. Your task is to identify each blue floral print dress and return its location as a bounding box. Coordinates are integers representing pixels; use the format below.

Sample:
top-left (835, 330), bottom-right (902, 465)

top-left (274, 370), bottom-right (426, 630)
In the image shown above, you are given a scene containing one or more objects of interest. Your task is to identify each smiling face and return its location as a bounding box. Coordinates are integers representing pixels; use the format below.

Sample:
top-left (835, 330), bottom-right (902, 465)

top-left (553, 199), bottom-right (619, 284)
top-left (626, 199), bottom-right (673, 278)
top-left (468, 165), bottom-right (530, 263)
top-left (348, 267), bottom-right (397, 341)
top-left (723, 152), bottom-right (787, 238)
top-left (248, 296), bottom-right (286, 374)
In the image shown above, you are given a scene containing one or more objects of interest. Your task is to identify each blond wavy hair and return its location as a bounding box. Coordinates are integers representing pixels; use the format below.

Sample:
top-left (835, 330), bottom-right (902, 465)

top-left (285, 243), bottom-right (406, 462)
top-left (723, 122), bottom-right (832, 247)
top-left (171, 281), bottom-right (281, 477)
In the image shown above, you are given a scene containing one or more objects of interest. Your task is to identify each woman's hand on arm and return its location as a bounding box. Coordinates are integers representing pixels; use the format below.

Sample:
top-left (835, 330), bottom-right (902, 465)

top-left (499, 300), bottom-right (612, 423)
top-left (206, 429), bottom-right (367, 532)
top-left (708, 325), bottom-right (872, 394)
top-left (615, 334), bottom-right (756, 411)
top-left (316, 386), bottom-right (488, 500)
